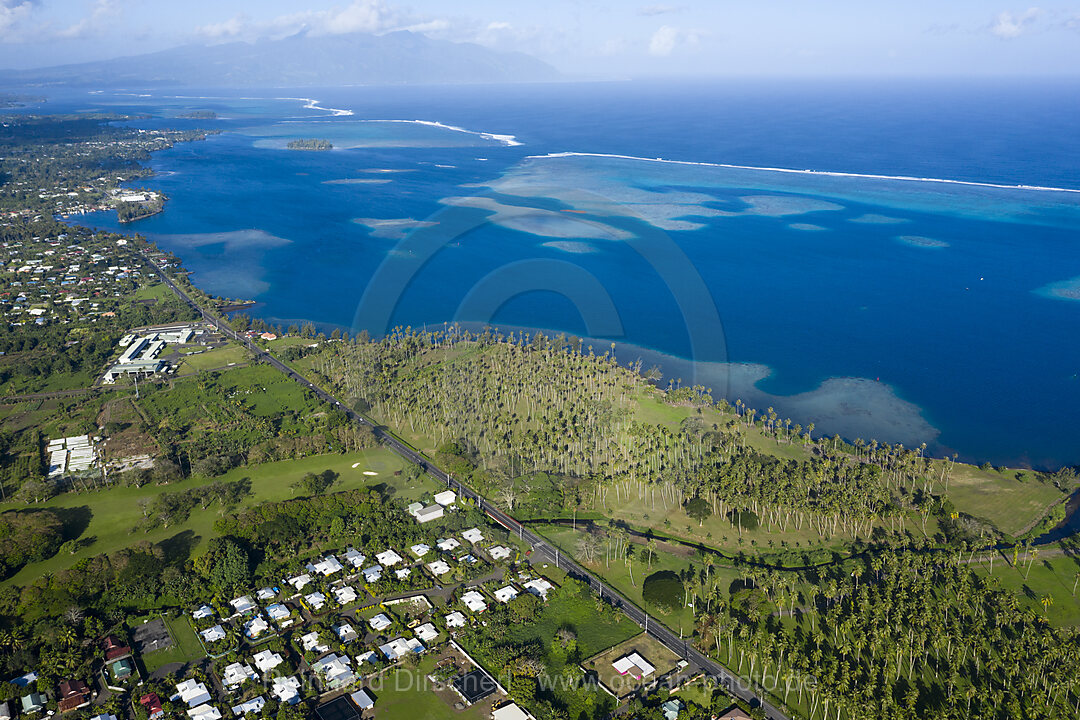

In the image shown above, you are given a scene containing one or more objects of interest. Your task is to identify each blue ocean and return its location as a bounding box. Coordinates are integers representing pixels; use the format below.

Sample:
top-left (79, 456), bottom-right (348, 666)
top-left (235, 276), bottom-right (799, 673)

top-left (36, 80), bottom-right (1080, 468)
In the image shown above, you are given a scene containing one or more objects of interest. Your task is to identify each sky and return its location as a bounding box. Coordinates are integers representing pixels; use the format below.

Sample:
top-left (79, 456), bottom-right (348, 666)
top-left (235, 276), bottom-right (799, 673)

top-left (1, 0), bottom-right (1079, 76)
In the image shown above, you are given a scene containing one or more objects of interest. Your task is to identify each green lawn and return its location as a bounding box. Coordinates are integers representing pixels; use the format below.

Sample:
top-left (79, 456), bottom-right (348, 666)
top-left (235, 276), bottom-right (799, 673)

top-left (968, 548), bottom-right (1080, 627)
top-left (1, 449), bottom-right (424, 586)
top-left (134, 283), bottom-right (177, 302)
top-left (944, 465), bottom-right (1064, 536)
top-left (369, 656), bottom-right (488, 720)
top-left (506, 580), bottom-right (641, 659)
top-left (130, 613), bottom-right (206, 673)
top-left (177, 344), bottom-right (250, 373)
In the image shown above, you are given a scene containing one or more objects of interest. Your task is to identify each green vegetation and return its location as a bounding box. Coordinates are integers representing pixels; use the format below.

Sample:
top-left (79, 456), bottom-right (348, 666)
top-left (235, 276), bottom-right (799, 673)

top-left (372, 657), bottom-right (488, 720)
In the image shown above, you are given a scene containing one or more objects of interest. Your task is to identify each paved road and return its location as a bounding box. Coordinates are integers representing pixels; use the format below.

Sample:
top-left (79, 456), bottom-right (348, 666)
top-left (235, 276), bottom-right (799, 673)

top-left (146, 254), bottom-right (791, 720)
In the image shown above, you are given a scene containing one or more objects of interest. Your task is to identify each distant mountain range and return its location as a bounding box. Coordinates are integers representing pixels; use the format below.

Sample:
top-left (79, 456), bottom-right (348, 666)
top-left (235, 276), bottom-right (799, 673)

top-left (0, 31), bottom-right (559, 88)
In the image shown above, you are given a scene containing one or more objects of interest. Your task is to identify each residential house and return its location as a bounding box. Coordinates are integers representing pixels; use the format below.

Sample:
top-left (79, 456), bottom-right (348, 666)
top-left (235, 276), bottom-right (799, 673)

top-left (192, 605), bottom-right (214, 621)
top-left (492, 704), bottom-right (534, 720)
top-left (201, 625), bottom-right (227, 643)
top-left (343, 548), bottom-right (366, 568)
top-left (349, 689), bottom-right (375, 711)
top-left (287, 574), bottom-right (312, 591)
top-left (611, 653), bottom-right (655, 679)
top-left (436, 537), bottom-right (461, 552)
top-left (661, 699), bottom-right (683, 720)
top-left (311, 654), bottom-right (356, 689)
top-left (462, 528), bottom-right (484, 544)
top-left (444, 611), bottom-right (466, 628)
top-left (378, 637), bottom-right (423, 661)
top-left (335, 623), bottom-right (359, 643)
top-left (523, 578), bottom-right (554, 599)
top-left (487, 545), bottom-right (512, 561)
top-left (229, 596), bottom-right (256, 615)
top-left (187, 704), bottom-right (221, 720)
top-left (361, 565), bottom-right (383, 583)
top-left (368, 613), bottom-right (393, 632)
top-left (176, 679), bottom-right (212, 708)
top-left (412, 505), bottom-right (444, 523)
top-left (427, 560), bottom-right (451, 576)
top-left (395, 567), bottom-right (412, 579)
top-left (461, 590), bottom-right (487, 613)
top-left (299, 631), bottom-right (330, 655)
top-left (140, 693), bottom-right (164, 719)
top-left (230, 697), bottom-right (266, 717)
top-left (243, 616), bottom-right (270, 639)
top-left (355, 651), bottom-right (378, 666)
top-left (57, 679), bottom-right (91, 713)
top-left (21, 693), bottom-right (46, 715)
top-left (310, 556), bottom-right (344, 577)
top-left (493, 586), bottom-right (519, 603)
top-left (270, 677), bottom-right (301, 705)
top-left (334, 586), bottom-right (359, 605)
top-left (414, 623), bottom-right (438, 643)
top-left (221, 663), bottom-right (258, 691)
top-left (266, 603), bottom-right (292, 624)
top-left (375, 550), bottom-right (403, 567)
top-left (256, 587), bottom-right (277, 601)
top-left (409, 543), bottom-right (431, 558)
top-left (252, 650), bottom-right (283, 674)
top-left (433, 490), bottom-right (456, 506)
top-left (304, 592), bottom-right (327, 612)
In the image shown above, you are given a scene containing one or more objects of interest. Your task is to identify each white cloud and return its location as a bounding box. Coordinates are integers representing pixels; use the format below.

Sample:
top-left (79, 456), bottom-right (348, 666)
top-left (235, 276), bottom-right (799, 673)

top-left (990, 7), bottom-right (1042, 39)
top-left (0, 0), bottom-right (36, 40)
top-left (57, 0), bottom-right (122, 39)
top-left (639, 4), bottom-right (684, 16)
top-left (648, 25), bottom-right (699, 57)
top-left (195, 13), bottom-right (249, 41)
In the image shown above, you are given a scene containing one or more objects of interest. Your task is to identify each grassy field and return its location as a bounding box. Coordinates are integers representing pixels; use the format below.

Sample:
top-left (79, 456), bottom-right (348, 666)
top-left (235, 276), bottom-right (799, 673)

top-left (177, 344), bottom-right (250, 373)
top-left (944, 465), bottom-right (1064, 536)
top-left (1, 449), bottom-right (423, 587)
top-left (369, 656), bottom-right (488, 720)
top-left (133, 283), bottom-right (177, 303)
top-left (130, 613), bottom-right (205, 673)
top-left (968, 547), bottom-right (1080, 626)
top-left (583, 632), bottom-right (681, 698)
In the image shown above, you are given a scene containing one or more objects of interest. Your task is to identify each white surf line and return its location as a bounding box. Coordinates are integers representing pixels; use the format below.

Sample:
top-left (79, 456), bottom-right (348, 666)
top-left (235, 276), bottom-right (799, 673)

top-left (364, 119), bottom-right (522, 147)
top-left (526, 152), bottom-right (1080, 195)
top-left (280, 97), bottom-right (354, 117)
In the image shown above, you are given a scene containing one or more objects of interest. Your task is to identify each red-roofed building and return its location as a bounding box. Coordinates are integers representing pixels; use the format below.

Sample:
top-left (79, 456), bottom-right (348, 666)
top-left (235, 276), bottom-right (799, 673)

top-left (57, 680), bottom-right (90, 713)
top-left (102, 635), bottom-right (131, 662)
top-left (140, 693), bottom-right (164, 719)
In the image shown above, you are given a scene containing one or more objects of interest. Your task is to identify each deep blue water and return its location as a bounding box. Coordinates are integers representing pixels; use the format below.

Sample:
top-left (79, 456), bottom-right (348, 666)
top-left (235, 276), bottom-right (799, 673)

top-left (26, 80), bottom-right (1080, 468)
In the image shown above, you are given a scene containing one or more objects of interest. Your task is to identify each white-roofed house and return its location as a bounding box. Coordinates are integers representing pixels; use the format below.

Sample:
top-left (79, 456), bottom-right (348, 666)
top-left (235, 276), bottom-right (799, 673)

top-left (243, 616), bottom-right (270, 640)
top-left (334, 586), bottom-right (359, 605)
top-left (342, 548), bottom-right (366, 568)
top-left (350, 689), bottom-right (375, 710)
top-left (487, 545), bottom-right (512, 561)
top-left (414, 623), bottom-right (439, 643)
top-left (355, 650), bottom-right (378, 666)
top-left (176, 679), bottom-right (212, 708)
top-left (406, 502), bottom-right (424, 517)
top-left (494, 586), bottom-right (519, 603)
top-left (192, 605), bottom-right (214, 621)
top-left (444, 611), bottom-right (466, 628)
top-left (266, 603), bottom-right (292, 624)
top-left (221, 663), bottom-right (258, 691)
top-left (461, 528), bottom-right (484, 544)
top-left (287, 574), bottom-right (312, 591)
top-left (427, 560), bottom-right (451, 577)
top-left (187, 704), bottom-right (221, 720)
top-left (299, 631), bottom-right (330, 655)
top-left (492, 703), bottom-right (535, 720)
top-left (375, 549), bottom-right (403, 566)
top-left (378, 637), bottom-right (424, 661)
top-left (311, 654), bottom-right (356, 690)
top-left (256, 587), bottom-right (277, 601)
top-left (413, 504), bottom-right (444, 523)
top-left (303, 592), bottom-right (327, 612)
top-left (200, 625), bottom-right (227, 643)
top-left (252, 650), bottom-right (283, 674)
top-left (230, 697), bottom-right (265, 717)
top-left (523, 578), bottom-right (554, 599)
top-left (434, 490), bottom-right (457, 506)
top-left (461, 590), bottom-right (487, 613)
top-left (311, 556), bottom-right (344, 577)
top-left (395, 567), bottom-right (412, 579)
top-left (611, 652), bottom-right (655, 679)
top-left (229, 596), bottom-right (256, 615)
top-left (362, 565), bottom-right (383, 583)
top-left (436, 537), bottom-right (461, 552)
top-left (335, 623), bottom-right (359, 643)
top-left (368, 613), bottom-right (393, 632)
top-left (409, 543), bottom-right (431, 558)
top-left (270, 676), bottom-right (301, 705)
